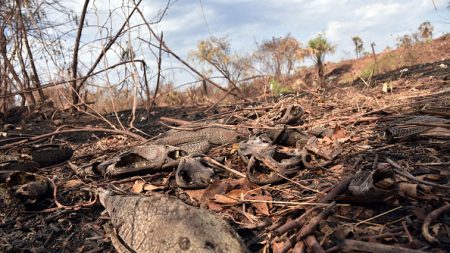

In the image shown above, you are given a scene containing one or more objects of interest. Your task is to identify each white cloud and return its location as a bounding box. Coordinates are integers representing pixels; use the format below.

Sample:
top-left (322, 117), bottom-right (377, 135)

top-left (42, 0), bottom-right (449, 86)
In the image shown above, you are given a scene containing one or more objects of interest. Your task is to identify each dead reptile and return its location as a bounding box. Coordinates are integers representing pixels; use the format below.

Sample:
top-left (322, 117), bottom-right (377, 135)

top-left (386, 115), bottom-right (450, 142)
top-left (153, 126), bottom-right (245, 154)
top-left (98, 188), bottom-right (247, 253)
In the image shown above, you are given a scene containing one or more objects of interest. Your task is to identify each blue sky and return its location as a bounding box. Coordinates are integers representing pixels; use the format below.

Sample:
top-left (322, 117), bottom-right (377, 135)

top-left (152, 0), bottom-right (449, 61)
top-left (143, 0), bottom-right (449, 85)
top-left (52, 0), bottom-right (449, 89)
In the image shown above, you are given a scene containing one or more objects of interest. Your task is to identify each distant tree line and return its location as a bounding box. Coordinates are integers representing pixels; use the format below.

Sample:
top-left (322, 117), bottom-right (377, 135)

top-left (190, 33), bottom-right (335, 89)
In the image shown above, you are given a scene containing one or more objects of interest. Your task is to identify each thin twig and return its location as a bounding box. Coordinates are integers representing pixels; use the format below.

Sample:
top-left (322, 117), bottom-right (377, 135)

top-left (386, 158), bottom-right (450, 189)
top-left (202, 156), bottom-right (246, 178)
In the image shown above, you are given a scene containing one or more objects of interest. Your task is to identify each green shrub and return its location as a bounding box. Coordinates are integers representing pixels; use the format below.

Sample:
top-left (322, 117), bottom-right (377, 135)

top-left (269, 79), bottom-right (294, 96)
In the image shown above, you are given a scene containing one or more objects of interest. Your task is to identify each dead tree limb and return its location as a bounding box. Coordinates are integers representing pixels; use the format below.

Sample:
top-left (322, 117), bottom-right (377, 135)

top-left (386, 158), bottom-right (450, 189)
top-left (274, 157), bottom-right (361, 252)
top-left (149, 31), bottom-right (164, 114)
top-left (132, 1), bottom-right (250, 102)
top-left (16, 0), bottom-right (45, 101)
top-left (0, 60), bottom-right (148, 99)
top-left (71, 0), bottom-right (90, 111)
top-left (296, 202), bottom-right (336, 240)
top-left (337, 239), bottom-right (427, 253)
top-left (74, 0), bottom-right (143, 106)
top-left (0, 25), bottom-right (28, 103)
top-left (14, 30), bottom-right (35, 105)
top-left (304, 235), bottom-right (326, 253)
top-left (0, 127), bottom-right (146, 151)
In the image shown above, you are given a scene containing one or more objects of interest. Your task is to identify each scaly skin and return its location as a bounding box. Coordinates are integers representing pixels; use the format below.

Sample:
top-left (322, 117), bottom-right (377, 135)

top-left (386, 115), bottom-right (449, 140)
top-left (98, 189), bottom-right (247, 253)
top-left (153, 127), bottom-right (243, 153)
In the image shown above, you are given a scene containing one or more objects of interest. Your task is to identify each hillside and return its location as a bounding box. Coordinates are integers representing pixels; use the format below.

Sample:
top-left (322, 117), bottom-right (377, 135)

top-left (333, 34), bottom-right (449, 82)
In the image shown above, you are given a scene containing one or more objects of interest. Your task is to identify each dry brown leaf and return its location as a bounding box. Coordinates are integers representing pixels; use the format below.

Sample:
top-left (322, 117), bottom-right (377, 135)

top-left (207, 201), bottom-right (224, 212)
top-left (230, 143), bottom-right (240, 154)
top-left (227, 189), bottom-right (247, 199)
top-left (143, 184), bottom-right (164, 191)
top-left (321, 136), bottom-right (333, 144)
top-left (63, 179), bottom-right (83, 189)
top-left (431, 223), bottom-right (441, 236)
top-left (332, 125), bottom-right (347, 140)
top-left (213, 194), bottom-right (240, 205)
top-left (184, 189), bottom-right (206, 202)
top-left (202, 180), bottom-right (231, 201)
top-left (319, 220), bottom-right (333, 235)
top-left (399, 182), bottom-right (418, 198)
top-left (329, 164), bottom-right (343, 173)
top-left (247, 195), bottom-right (272, 216)
top-left (131, 180), bottom-right (145, 193)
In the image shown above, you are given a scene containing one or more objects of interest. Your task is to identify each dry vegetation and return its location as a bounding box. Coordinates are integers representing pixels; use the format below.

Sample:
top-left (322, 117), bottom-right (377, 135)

top-left (0, 1), bottom-right (449, 253)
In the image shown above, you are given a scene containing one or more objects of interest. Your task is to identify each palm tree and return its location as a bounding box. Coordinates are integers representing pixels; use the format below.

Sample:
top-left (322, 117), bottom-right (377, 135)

top-left (352, 36), bottom-right (364, 58)
top-left (307, 33), bottom-right (336, 86)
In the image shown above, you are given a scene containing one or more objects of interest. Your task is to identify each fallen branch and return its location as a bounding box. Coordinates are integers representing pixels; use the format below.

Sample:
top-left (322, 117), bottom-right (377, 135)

top-left (159, 116), bottom-right (192, 126)
top-left (337, 239), bottom-right (427, 253)
top-left (386, 158), bottom-right (450, 189)
top-left (0, 127), bottom-right (146, 151)
top-left (281, 202), bottom-right (336, 252)
top-left (292, 240), bottom-right (305, 253)
top-left (273, 162), bottom-right (359, 236)
top-left (296, 202), bottom-right (336, 240)
top-left (304, 235), bottom-right (326, 253)
top-left (274, 157), bottom-right (361, 252)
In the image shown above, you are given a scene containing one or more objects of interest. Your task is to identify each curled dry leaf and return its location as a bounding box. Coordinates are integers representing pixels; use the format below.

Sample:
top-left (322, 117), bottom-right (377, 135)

top-left (31, 144), bottom-right (73, 167)
top-left (246, 195), bottom-right (272, 216)
top-left (143, 184), bottom-right (164, 191)
top-left (63, 179), bottom-right (83, 189)
top-left (175, 157), bottom-right (214, 189)
top-left (132, 180), bottom-right (145, 193)
top-left (213, 194), bottom-right (240, 205)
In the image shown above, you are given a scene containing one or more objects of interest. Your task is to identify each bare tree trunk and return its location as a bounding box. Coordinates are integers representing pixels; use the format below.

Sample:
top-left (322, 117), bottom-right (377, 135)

top-left (15, 31), bottom-right (36, 105)
top-left (71, 0), bottom-right (90, 111)
top-left (371, 42), bottom-right (378, 75)
top-left (0, 26), bottom-right (28, 104)
top-left (149, 31), bottom-right (163, 114)
top-left (16, 0), bottom-right (44, 102)
top-left (0, 63), bottom-right (6, 112)
top-left (317, 57), bottom-right (324, 87)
